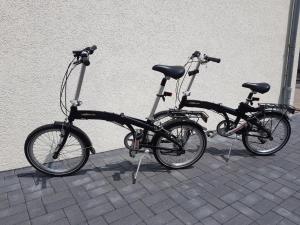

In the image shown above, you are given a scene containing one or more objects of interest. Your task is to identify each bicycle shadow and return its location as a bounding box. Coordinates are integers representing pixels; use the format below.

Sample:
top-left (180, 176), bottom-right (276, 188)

top-left (16, 159), bottom-right (172, 187)
top-left (205, 146), bottom-right (255, 163)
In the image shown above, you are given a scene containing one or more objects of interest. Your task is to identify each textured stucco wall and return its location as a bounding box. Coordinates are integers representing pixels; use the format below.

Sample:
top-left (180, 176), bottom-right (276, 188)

top-left (0, 0), bottom-right (299, 171)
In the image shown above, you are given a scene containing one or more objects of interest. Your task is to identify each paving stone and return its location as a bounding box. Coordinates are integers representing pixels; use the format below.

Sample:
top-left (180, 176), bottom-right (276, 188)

top-left (278, 218), bottom-right (297, 225)
top-left (129, 200), bottom-right (154, 219)
top-left (84, 179), bottom-right (107, 190)
top-left (201, 192), bottom-right (227, 209)
top-left (7, 190), bottom-right (25, 205)
top-left (192, 204), bottom-right (218, 220)
top-left (139, 178), bottom-right (161, 193)
top-left (221, 190), bottom-right (245, 204)
top-left (256, 188), bottom-right (282, 204)
top-left (251, 198), bottom-right (277, 214)
top-left (275, 187), bottom-right (296, 199)
top-left (105, 190), bottom-right (127, 208)
top-left (123, 187), bottom-right (150, 203)
top-left (69, 186), bottom-right (90, 202)
top-left (110, 213), bottom-right (142, 225)
top-left (44, 197), bottom-right (76, 212)
top-left (0, 183), bottom-right (21, 194)
top-left (150, 197), bottom-right (176, 214)
top-left (223, 213), bottom-right (252, 225)
top-left (0, 203), bottom-right (26, 218)
top-left (279, 197), bottom-right (300, 212)
top-left (262, 181), bottom-right (283, 193)
top-left (64, 204), bottom-right (86, 225)
top-left (50, 179), bottom-right (69, 192)
top-left (87, 215), bottom-right (108, 225)
top-left (0, 199), bottom-right (9, 210)
top-left (144, 211), bottom-right (175, 225)
top-left (165, 218), bottom-right (185, 225)
top-left (26, 198), bottom-right (46, 218)
top-left (244, 180), bottom-right (265, 191)
top-left (180, 197), bottom-right (207, 212)
top-left (51, 218), bottom-right (71, 225)
top-left (79, 194), bottom-right (108, 211)
top-left (163, 187), bottom-right (189, 204)
top-left (31, 210), bottom-right (66, 225)
top-left (255, 211), bottom-right (283, 225)
top-left (273, 207), bottom-right (300, 224)
top-left (170, 170), bottom-right (188, 182)
top-left (0, 210), bottom-right (29, 225)
top-left (24, 187), bottom-right (55, 201)
top-left (84, 202), bottom-right (114, 220)
top-left (170, 206), bottom-right (198, 225)
top-left (231, 202), bottom-right (261, 220)
top-left (142, 191), bottom-right (168, 207)
top-left (212, 206), bottom-right (239, 224)
top-left (104, 205), bottom-right (133, 223)
top-left (240, 193), bottom-right (264, 207)
top-left (225, 181), bottom-right (251, 195)
top-left (87, 184), bottom-right (114, 198)
top-left (201, 217), bottom-right (221, 225)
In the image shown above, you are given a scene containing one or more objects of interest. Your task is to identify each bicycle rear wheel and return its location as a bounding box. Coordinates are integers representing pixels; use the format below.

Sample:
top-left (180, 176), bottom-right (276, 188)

top-left (242, 112), bottom-right (291, 155)
top-left (24, 124), bottom-right (90, 176)
top-left (151, 119), bottom-right (207, 169)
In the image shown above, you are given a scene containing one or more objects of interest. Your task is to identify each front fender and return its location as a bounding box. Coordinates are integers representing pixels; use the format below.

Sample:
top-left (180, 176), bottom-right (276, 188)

top-left (54, 121), bottom-right (95, 154)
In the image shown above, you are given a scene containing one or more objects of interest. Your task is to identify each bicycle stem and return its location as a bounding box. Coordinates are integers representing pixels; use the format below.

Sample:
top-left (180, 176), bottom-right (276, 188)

top-left (72, 63), bottom-right (87, 106)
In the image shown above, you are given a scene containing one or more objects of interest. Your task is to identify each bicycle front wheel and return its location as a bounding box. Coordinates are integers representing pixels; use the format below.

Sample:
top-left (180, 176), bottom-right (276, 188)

top-left (152, 119), bottom-right (207, 169)
top-left (242, 112), bottom-right (291, 155)
top-left (24, 124), bottom-right (90, 176)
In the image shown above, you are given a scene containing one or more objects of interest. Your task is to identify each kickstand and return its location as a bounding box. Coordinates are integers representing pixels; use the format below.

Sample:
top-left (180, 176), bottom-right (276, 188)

top-left (226, 134), bottom-right (238, 163)
top-left (132, 149), bottom-right (150, 184)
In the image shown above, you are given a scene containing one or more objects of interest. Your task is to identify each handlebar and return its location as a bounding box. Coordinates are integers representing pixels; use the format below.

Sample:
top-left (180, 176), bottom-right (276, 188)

top-left (190, 51), bottom-right (221, 63)
top-left (73, 45), bottom-right (97, 66)
top-left (204, 54), bottom-right (221, 63)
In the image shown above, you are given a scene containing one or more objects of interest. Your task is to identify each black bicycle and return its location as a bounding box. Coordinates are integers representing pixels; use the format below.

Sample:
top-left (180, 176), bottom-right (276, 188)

top-left (24, 46), bottom-right (207, 176)
top-left (152, 51), bottom-right (295, 156)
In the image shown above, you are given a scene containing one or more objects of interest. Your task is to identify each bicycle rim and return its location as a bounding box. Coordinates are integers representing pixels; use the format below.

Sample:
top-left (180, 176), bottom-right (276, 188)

top-left (155, 123), bottom-right (205, 168)
top-left (27, 128), bottom-right (87, 175)
top-left (244, 114), bottom-right (290, 154)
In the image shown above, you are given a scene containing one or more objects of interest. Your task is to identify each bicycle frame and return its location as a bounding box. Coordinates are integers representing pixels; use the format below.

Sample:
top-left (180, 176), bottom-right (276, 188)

top-left (54, 63), bottom-right (184, 156)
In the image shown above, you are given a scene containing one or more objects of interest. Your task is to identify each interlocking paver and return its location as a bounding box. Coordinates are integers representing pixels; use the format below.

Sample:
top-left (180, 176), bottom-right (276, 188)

top-left (104, 205), bottom-right (133, 223)
top-left (1, 114), bottom-right (300, 225)
top-left (144, 211), bottom-right (175, 225)
top-left (192, 204), bottom-right (218, 220)
top-left (170, 206), bottom-right (198, 225)
top-left (130, 200), bottom-right (154, 220)
top-left (64, 204), bottom-right (86, 225)
top-left (212, 206), bottom-right (239, 223)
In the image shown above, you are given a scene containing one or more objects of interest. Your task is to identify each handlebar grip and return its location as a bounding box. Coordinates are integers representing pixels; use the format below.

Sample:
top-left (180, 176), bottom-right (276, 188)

top-left (90, 45), bottom-right (97, 51)
top-left (191, 51), bottom-right (200, 59)
top-left (204, 55), bottom-right (221, 63)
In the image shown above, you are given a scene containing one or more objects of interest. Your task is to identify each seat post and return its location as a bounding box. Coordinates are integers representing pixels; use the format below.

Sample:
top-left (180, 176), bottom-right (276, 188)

top-left (246, 91), bottom-right (256, 104)
top-left (148, 76), bottom-right (169, 121)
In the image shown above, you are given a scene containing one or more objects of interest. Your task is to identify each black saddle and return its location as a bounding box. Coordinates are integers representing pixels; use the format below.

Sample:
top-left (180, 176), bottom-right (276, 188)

top-left (242, 82), bottom-right (270, 94)
top-left (152, 65), bottom-right (185, 80)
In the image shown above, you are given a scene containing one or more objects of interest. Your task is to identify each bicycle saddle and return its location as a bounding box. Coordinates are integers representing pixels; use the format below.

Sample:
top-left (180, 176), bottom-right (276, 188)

top-left (152, 65), bottom-right (185, 80)
top-left (242, 82), bottom-right (270, 94)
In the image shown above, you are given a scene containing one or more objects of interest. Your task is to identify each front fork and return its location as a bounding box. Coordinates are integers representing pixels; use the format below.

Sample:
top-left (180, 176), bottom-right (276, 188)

top-left (52, 122), bottom-right (72, 159)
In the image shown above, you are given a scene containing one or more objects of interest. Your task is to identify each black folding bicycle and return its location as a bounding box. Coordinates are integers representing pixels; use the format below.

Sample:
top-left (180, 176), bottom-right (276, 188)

top-left (152, 51), bottom-right (295, 156)
top-left (24, 46), bottom-right (208, 176)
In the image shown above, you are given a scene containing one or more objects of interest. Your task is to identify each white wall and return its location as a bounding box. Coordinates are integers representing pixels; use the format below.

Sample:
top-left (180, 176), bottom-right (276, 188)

top-left (0, 0), bottom-right (299, 171)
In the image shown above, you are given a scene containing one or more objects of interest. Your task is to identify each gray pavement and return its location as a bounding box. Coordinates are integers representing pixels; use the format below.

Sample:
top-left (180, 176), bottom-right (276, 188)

top-left (1, 114), bottom-right (300, 225)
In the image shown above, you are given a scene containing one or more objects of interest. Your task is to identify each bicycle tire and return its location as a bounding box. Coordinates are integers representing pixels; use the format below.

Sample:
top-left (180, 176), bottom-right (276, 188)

top-left (151, 119), bottom-right (207, 169)
top-left (242, 111), bottom-right (291, 155)
top-left (24, 123), bottom-right (90, 176)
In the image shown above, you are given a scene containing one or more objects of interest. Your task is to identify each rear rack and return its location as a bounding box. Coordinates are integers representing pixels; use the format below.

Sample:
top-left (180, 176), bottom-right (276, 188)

top-left (258, 103), bottom-right (296, 114)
